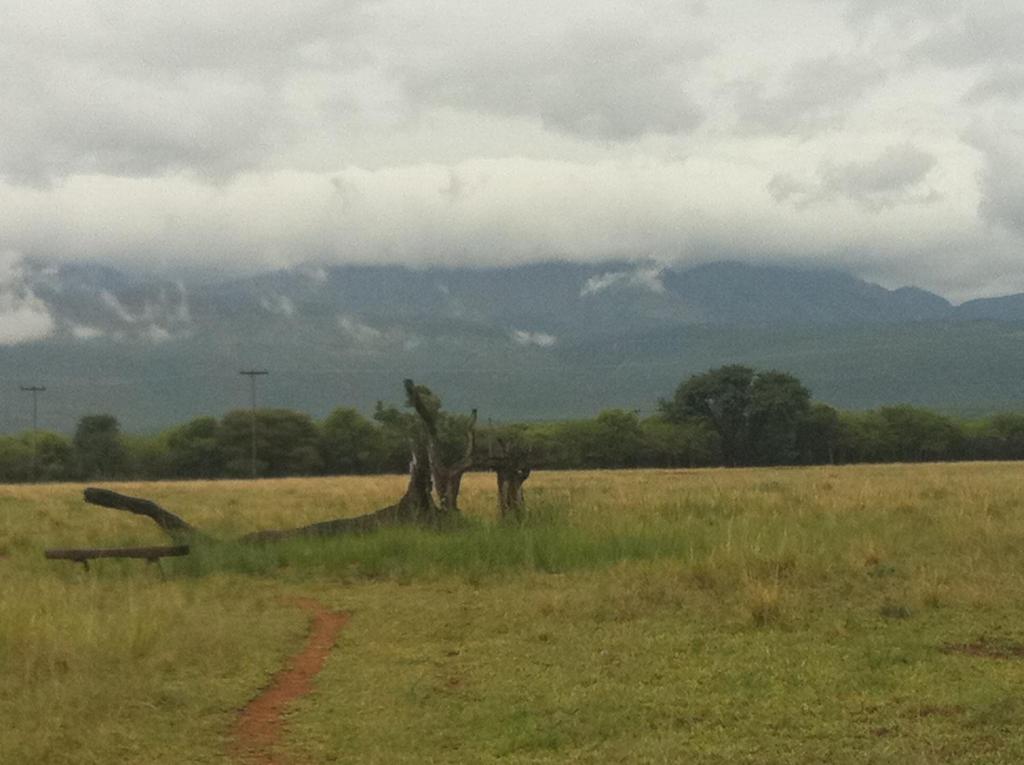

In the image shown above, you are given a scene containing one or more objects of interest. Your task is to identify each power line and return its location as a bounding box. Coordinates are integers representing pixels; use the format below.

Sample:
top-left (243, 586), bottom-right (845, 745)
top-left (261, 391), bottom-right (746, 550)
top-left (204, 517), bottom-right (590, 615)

top-left (239, 370), bottom-right (268, 479)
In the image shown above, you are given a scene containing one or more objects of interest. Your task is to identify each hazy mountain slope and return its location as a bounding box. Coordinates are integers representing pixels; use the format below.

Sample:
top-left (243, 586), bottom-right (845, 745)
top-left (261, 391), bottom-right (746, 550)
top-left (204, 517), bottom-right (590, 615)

top-left (660, 263), bottom-right (954, 325)
top-left (955, 294), bottom-right (1024, 322)
top-left (2, 259), bottom-right (1024, 433)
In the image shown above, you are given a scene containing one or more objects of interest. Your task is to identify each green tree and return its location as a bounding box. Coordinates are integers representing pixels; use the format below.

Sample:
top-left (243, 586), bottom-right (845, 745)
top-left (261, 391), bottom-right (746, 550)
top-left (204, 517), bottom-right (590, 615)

top-left (836, 410), bottom-right (891, 463)
top-left (661, 365), bottom-right (810, 465)
top-left (878, 405), bottom-right (963, 462)
top-left (0, 432), bottom-right (72, 483)
top-left (797, 403), bottom-right (842, 464)
top-left (33, 432), bottom-right (74, 481)
top-left (545, 420), bottom-right (602, 469)
top-left (320, 408), bottom-right (385, 474)
top-left (662, 365), bottom-right (756, 465)
top-left (73, 414), bottom-right (128, 479)
top-left (638, 418), bottom-right (720, 468)
top-left (166, 417), bottom-right (223, 478)
top-left (516, 421), bottom-right (585, 469)
top-left (591, 409), bottom-right (645, 468)
top-left (124, 434), bottom-right (172, 480)
top-left (747, 371), bottom-right (812, 464)
top-left (986, 413), bottom-right (1024, 459)
top-left (0, 436), bottom-right (32, 482)
top-left (372, 395), bottom-right (479, 473)
top-left (219, 409), bottom-right (322, 477)
top-left (373, 400), bottom-right (419, 472)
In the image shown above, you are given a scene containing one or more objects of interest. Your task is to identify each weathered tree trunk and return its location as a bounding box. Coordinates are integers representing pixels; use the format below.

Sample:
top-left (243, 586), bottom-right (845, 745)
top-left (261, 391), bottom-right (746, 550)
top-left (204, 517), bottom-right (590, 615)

top-left (496, 467), bottom-right (530, 523)
top-left (403, 378), bottom-right (476, 514)
top-left (237, 445), bottom-right (439, 542)
top-left (489, 437), bottom-right (532, 523)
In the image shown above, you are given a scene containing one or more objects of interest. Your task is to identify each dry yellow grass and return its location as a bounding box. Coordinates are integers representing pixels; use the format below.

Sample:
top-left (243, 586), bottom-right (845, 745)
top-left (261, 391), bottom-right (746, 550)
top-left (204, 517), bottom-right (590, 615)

top-left (3, 463), bottom-right (1024, 762)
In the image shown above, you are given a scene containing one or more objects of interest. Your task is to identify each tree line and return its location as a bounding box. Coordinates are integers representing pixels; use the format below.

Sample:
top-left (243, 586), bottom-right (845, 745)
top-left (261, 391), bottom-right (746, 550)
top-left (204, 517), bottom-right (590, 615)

top-left (2, 364), bottom-right (1023, 483)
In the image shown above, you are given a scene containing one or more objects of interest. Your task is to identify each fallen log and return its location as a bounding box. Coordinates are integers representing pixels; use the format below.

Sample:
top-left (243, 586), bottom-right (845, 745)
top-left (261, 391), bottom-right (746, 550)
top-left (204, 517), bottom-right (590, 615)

top-left (83, 488), bottom-right (207, 544)
top-left (81, 481), bottom-right (434, 545)
top-left (81, 431), bottom-right (446, 544)
top-left (78, 379), bottom-right (477, 545)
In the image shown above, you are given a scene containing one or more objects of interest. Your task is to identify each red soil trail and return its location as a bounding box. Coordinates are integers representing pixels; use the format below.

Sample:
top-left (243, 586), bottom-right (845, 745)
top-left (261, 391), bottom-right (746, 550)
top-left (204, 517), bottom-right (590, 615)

top-left (231, 598), bottom-right (350, 765)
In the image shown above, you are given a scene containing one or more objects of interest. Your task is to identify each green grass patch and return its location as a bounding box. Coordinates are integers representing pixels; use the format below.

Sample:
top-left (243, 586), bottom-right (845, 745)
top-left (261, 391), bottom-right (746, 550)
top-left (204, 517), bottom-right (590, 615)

top-left (173, 510), bottom-right (703, 582)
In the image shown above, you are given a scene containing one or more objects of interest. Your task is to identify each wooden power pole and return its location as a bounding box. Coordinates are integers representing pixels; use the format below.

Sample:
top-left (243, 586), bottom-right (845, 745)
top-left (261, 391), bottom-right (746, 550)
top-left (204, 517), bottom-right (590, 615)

top-left (238, 370), bottom-right (268, 478)
top-left (20, 385), bottom-right (46, 482)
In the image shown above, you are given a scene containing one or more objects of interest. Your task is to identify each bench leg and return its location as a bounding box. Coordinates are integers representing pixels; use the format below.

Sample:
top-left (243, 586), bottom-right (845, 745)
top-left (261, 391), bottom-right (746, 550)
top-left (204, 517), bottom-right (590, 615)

top-left (147, 557), bottom-right (167, 581)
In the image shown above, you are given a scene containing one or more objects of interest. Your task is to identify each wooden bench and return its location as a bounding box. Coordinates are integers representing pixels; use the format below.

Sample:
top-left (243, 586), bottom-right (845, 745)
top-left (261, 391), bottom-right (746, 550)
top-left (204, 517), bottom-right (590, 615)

top-left (44, 545), bottom-right (190, 572)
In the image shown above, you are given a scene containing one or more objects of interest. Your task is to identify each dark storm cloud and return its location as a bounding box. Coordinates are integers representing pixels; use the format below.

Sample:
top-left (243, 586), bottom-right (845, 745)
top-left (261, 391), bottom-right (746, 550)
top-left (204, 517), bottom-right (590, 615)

top-left (770, 144), bottom-right (939, 211)
top-left (732, 56), bottom-right (887, 135)
top-left (913, 9), bottom-right (1024, 68)
top-left (963, 70), bottom-right (1024, 104)
top-left (0, 0), bottom-right (369, 183)
top-left (968, 128), bottom-right (1024, 239)
top-left (842, 0), bottom-right (962, 27)
top-left (396, 20), bottom-right (710, 141)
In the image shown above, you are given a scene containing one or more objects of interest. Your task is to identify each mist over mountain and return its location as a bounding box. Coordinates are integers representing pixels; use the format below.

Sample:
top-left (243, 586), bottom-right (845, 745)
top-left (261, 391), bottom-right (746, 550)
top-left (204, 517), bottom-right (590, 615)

top-left (2, 257), bottom-right (1023, 434)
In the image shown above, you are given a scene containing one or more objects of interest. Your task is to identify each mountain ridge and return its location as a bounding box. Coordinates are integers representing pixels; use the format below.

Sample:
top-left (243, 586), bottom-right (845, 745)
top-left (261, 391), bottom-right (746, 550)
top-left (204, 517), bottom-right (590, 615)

top-left (2, 257), bottom-right (1023, 433)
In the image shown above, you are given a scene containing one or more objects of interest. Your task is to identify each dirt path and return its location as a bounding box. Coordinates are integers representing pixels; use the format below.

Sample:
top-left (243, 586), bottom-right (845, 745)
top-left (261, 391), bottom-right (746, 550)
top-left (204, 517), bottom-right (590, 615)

top-left (231, 598), bottom-right (350, 764)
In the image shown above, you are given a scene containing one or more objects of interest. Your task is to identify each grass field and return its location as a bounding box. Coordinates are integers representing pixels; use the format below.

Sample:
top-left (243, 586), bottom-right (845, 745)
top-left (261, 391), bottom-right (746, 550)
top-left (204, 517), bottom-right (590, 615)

top-left (3, 463), bottom-right (1024, 763)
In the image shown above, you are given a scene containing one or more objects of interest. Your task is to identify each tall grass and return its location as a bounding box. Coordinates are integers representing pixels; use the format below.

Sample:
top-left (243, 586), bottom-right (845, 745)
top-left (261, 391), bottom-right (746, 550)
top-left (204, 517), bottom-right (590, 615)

top-left (174, 509), bottom-right (701, 581)
top-left (6, 464), bottom-right (1024, 762)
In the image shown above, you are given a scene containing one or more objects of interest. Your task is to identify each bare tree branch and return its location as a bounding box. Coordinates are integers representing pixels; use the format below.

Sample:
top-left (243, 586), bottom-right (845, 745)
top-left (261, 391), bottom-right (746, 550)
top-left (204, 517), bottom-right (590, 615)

top-left (451, 409), bottom-right (478, 475)
top-left (83, 488), bottom-right (209, 543)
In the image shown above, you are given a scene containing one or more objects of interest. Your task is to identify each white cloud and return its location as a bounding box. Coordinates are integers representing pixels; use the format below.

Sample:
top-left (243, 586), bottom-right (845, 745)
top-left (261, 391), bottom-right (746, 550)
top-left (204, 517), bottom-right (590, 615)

top-left (98, 285), bottom-right (191, 329)
top-left (337, 314), bottom-right (422, 350)
top-left (141, 324), bottom-right (173, 343)
top-left (0, 150), bottom-right (991, 296)
top-left (0, 0), bottom-right (1021, 298)
top-left (0, 299), bottom-right (53, 345)
top-left (69, 324), bottom-right (106, 340)
top-left (581, 265), bottom-right (666, 297)
top-left (296, 264), bottom-right (328, 284)
top-left (338, 314), bottom-right (387, 345)
top-left (511, 329), bottom-right (557, 348)
top-left (100, 290), bottom-right (138, 323)
top-left (259, 293), bottom-right (297, 317)
top-left (0, 251), bottom-right (55, 344)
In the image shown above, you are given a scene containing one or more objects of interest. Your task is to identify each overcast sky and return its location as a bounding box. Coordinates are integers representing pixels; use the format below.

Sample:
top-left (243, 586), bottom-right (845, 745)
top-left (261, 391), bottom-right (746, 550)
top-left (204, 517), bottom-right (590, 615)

top-left (1, 0), bottom-right (1022, 300)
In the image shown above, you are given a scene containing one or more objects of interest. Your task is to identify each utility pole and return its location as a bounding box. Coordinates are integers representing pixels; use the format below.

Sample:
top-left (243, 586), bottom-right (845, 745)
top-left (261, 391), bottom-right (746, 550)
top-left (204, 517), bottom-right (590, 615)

top-left (239, 370), bottom-right (268, 479)
top-left (20, 385), bottom-right (45, 482)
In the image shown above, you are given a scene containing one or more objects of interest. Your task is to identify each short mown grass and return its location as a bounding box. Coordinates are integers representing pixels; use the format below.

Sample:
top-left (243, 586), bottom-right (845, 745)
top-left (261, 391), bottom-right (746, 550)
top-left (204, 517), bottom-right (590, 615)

top-left (4, 464), bottom-right (1024, 762)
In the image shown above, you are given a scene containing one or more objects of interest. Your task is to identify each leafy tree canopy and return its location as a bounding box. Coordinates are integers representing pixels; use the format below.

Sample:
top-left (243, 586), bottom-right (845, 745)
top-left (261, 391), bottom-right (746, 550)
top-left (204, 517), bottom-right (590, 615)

top-left (661, 365), bottom-right (810, 465)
